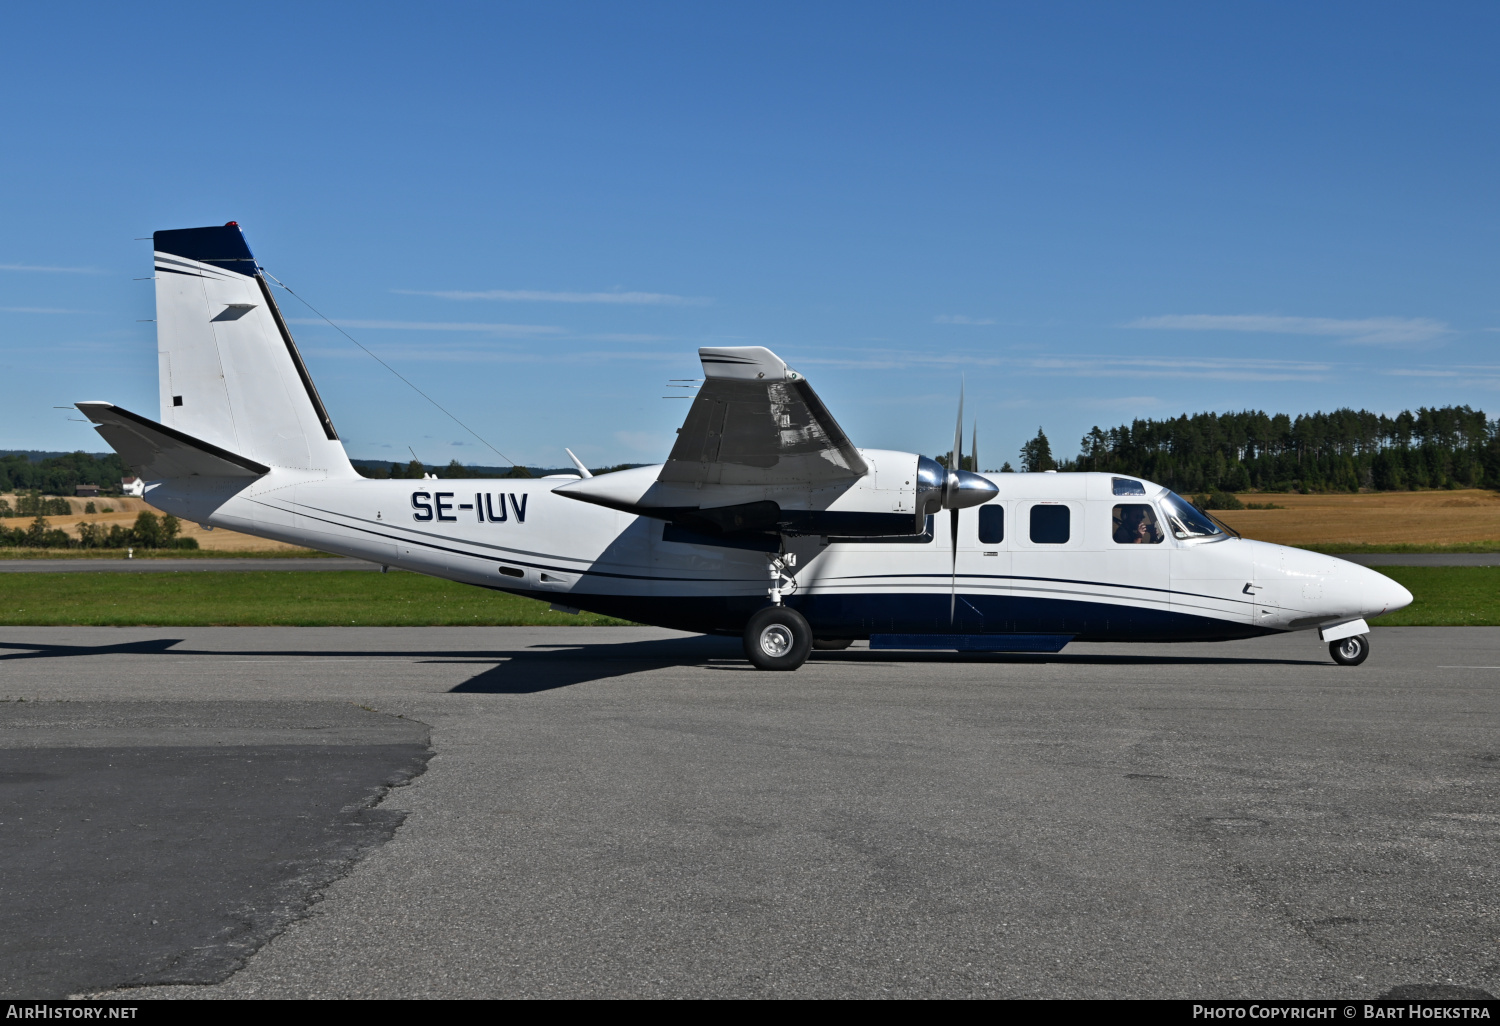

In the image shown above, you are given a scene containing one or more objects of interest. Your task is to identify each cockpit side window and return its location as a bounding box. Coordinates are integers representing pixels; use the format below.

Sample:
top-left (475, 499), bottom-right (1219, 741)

top-left (1160, 491), bottom-right (1224, 539)
top-left (1112, 503), bottom-right (1163, 544)
top-left (1112, 477), bottom-right (1147, 496)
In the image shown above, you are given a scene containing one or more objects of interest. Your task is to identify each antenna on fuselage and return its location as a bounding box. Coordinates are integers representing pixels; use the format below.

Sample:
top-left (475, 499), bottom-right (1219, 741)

top-left (564, 448), bottom-right (593, 479)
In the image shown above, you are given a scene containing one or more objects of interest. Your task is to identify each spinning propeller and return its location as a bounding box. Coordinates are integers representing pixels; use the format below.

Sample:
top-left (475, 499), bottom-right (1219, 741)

top-left (940, 380), bottom-right (996, 625)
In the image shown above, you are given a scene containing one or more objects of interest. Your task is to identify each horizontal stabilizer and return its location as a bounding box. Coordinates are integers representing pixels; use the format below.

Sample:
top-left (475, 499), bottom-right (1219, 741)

top-left (75, 402), bottom-right (269, 480)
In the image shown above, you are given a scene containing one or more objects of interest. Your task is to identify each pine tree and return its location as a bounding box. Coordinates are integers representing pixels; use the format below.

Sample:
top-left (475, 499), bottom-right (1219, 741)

top-left (1019, 428), bottom-right (1056, 472)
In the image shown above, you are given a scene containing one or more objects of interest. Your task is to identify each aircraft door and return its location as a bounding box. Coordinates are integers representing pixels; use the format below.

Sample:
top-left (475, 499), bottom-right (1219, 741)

top-left (948, 504), bottom-right (1004, 632)
top-left (1100, 501), bottom-right (1170, 628)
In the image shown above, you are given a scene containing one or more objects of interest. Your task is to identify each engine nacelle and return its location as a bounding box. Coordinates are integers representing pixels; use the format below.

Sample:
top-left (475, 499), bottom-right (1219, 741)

top-left (553, 448), bottom-right (994, 539)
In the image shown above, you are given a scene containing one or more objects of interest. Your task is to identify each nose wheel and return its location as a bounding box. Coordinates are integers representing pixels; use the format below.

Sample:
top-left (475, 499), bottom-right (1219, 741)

top-left (1329, 634), bottom-right (1370, 666)
top-left (744, 606), bottom-right (813, 671)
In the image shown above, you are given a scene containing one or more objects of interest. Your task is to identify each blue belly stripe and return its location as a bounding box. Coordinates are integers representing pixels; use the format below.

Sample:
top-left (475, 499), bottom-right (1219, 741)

top-left (870, 633), bottom-right (1073, 652)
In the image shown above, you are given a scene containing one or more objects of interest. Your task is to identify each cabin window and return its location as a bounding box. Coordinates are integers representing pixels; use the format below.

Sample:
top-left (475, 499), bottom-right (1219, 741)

top-left (1112, 477), bottom-right (1146, 496)
top-left (1112, 504), bottom-right (1163, 544)
top-left (978, 505), bottom-right (1004, 544)
top-left (1029, 504), bottom-right (1069, 544)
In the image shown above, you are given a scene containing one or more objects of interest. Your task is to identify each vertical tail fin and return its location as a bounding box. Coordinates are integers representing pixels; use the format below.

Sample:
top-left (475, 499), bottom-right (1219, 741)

top-left (152, 223), bottom-right (355, 476)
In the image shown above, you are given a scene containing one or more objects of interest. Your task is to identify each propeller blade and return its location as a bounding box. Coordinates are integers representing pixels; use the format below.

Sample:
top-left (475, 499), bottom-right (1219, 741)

top-left (971, 419), bottom-right (978, 475)
top-left (951, 378), bottom-right (965, 472)
top-left (950, 507), bottom-right (960, 625)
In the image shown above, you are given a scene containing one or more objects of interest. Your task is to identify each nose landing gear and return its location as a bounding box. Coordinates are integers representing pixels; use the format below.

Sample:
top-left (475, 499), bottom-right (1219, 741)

top-left (1329, 634), bottom-right (1370, 666)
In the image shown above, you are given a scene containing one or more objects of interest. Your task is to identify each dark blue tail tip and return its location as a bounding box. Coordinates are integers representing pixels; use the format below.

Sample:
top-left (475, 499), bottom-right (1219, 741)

top-left (153, 224), bottom-right (257, 276)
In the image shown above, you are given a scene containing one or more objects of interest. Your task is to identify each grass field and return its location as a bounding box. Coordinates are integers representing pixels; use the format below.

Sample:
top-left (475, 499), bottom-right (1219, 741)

top-left (1, 494), bottom-right (316, 553)
top-left (0, 566), bottom-right (1490, 627)
top-left (1214, 489), bottom-right (1500, 549)
top-left (0, 571), bottom-right (634, 627)
top-left (1359, 566), bottom-right (1500, 627)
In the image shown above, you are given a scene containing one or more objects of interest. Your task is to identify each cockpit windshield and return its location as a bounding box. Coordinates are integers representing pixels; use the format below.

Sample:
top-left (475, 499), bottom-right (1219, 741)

top-left (1159, 491), bottom-right (1224, 540)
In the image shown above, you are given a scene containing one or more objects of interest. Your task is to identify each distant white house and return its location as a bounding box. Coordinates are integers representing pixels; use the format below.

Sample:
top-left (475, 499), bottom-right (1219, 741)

top-left (120, 477), bottom-right (145, 497)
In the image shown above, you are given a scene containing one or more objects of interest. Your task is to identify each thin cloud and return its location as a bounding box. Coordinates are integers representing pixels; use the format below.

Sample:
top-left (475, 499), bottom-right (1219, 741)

top-left (304, 346), bottom-right (684, 364)
top-left (791, 347), bottom-right (1332, 381)
top-left (1126, 314), bottom-right (1450, 347)
top-left (575, 333), bottom-right (678, 342)
top-left (0, 263), bottom-right (104, 274)
top-left (934, 314), bottom-right (997, 325)
top-left (1384, 365), bottom-right (1500, 384)
top-left (1025, 355), bottom-right (1331, 382)
top-left (287, 318), bottom-right (563, 337)
top-left (395, 288), bottom-right (712, 307)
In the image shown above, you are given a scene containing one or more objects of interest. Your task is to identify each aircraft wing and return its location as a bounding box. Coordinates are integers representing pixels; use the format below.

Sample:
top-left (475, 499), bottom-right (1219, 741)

top-left (659, 347), bottom-right (867, 487)
top-left (76, 402), bottom-right (269, 480)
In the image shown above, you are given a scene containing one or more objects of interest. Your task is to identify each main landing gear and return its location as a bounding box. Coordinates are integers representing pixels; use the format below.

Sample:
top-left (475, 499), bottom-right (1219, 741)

top-left (744, 606), bottom-right (813, 671)
top-left (1329, 634), bottom-right (1370, 666)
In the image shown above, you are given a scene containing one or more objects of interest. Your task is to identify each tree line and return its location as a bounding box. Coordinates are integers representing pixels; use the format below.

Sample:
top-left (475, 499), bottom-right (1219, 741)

top-left (0, 452), bottom-right (130, 495)
top-left (1025, 405), bottom-right (1500, 492)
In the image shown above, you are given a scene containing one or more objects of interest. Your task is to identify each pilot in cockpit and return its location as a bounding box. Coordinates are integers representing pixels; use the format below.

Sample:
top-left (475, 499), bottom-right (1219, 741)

top-left (1113, 504), bottom-right (1163, 545)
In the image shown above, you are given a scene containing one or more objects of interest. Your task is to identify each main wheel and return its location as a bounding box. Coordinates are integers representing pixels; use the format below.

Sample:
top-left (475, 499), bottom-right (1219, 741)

top-left (744, 606), bottom-right (813, 671)
top-left (1329, 634), bottom-right (1370, 666)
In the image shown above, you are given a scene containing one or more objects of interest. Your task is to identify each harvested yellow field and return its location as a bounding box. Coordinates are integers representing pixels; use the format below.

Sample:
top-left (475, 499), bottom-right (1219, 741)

top-left (1214, 489), bottom-right (1500, 547)
top-left (0, 494), bottom-right (313, 552)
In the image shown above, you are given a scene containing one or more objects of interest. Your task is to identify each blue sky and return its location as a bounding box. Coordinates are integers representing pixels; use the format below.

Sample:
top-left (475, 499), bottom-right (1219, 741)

top-left (2, 2), bottom-right (1497, 469)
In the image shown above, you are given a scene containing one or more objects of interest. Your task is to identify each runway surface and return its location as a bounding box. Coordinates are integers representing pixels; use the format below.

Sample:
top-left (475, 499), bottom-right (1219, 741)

top-left (1332, 553), bottom-right (1500, 566)
top-left (1, 625), bottom-right (1497, 999)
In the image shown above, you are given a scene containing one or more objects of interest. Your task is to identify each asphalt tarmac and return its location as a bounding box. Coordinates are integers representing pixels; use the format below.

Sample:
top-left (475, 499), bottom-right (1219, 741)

top-left (0, 701), bottom-right (429, 998)
top-left (1, 625), bottom-right (1497, 999)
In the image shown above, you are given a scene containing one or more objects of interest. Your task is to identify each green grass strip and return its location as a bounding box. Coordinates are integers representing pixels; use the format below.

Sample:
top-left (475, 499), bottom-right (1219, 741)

top-left (0, 566), bottom-right (1490, 628)
top-left (0, 571), bottom-right (634, 626)
top-left (1367, 566), bottom-right (1500, 627)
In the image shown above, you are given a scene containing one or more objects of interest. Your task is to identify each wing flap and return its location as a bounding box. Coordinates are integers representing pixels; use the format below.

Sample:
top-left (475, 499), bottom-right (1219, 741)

top-left (660, 347), bottom-right (867, 487)
top-left (76, 402), bottom-right (268, 480)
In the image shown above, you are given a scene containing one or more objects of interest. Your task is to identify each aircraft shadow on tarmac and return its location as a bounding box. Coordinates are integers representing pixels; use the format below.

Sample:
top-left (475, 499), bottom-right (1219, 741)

top-left (0, 637), bottom-right (1325, 695)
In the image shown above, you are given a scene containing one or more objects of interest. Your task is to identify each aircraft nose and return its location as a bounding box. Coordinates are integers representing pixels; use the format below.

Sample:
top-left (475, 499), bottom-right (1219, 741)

top-left (1363, 567), bottom-right (1413, 616)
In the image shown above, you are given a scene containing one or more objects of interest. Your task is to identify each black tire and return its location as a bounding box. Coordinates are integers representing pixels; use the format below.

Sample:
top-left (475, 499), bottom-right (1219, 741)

top-left (1329, 634), bottom-right (1370, 666)
top-left (812, 638), bottom-right (852, 650)
top-left (744, 606), bottom-right (813, 671)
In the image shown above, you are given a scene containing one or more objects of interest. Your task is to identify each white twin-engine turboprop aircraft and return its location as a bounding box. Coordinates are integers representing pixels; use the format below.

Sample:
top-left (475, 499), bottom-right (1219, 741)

top-left (78, 224), bottom-right (1412, 670)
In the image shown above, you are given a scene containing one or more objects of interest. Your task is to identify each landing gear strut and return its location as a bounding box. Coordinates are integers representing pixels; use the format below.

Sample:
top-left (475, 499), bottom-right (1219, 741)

top-left (1329, 634), bottom-right (1370, 666)
top-left (744, 606), bottom-right (813, 671)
